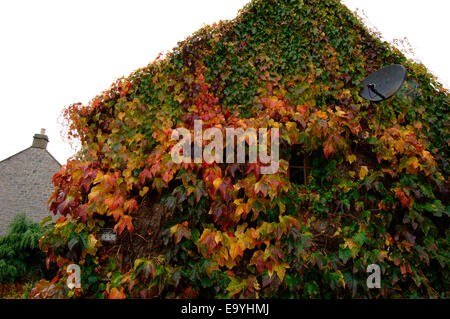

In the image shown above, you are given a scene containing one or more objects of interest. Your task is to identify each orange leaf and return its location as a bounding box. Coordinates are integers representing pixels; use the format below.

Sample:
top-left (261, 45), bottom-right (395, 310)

top-left (108, 287), bottom-right (126, 299)
top-left (124, 198), bottom-right (139, 213)
top-left (114, 215), bottom-right (134, 235)
top-left (394, 188), bottom-right (412, 208)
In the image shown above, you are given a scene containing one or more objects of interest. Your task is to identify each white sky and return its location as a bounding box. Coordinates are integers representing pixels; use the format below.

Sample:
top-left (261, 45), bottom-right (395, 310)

top-left (0, 0), bottom-right (448, 164)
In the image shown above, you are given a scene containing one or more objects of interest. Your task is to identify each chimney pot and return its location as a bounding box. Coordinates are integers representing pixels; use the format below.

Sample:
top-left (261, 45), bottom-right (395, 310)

top-left (32, 129), bottom-right (49, 149)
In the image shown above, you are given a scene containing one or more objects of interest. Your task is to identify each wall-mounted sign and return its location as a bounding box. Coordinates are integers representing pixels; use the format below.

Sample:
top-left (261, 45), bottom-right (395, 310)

top-left (99, 228), bottom-right (117, 244)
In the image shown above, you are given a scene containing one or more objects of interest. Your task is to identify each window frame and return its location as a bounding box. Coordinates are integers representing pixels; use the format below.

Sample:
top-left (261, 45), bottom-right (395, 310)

top-left (288, 147), bottom-right (312, 185)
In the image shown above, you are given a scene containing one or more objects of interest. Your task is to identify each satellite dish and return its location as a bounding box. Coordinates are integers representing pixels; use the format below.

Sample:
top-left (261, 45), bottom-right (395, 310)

top-left (360, 64), bottom-right (407, 102)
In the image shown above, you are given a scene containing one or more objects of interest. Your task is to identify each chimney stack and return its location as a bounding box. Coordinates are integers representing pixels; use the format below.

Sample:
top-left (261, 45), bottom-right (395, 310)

top-left (32, 128), bottom-right (49, 149)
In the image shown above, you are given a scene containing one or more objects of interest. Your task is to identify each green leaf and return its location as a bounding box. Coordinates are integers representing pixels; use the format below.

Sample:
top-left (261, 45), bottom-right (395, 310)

top-left (352, 232), bottom-right (368, 246)
top-left (339, 248), bottom-right (353, 264)
top-left (68, 237), bottom-right (79, 250)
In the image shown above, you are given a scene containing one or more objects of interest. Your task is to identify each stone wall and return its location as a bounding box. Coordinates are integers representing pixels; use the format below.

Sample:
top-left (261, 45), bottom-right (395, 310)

top-left (0, 147), bottom-right (61, 236)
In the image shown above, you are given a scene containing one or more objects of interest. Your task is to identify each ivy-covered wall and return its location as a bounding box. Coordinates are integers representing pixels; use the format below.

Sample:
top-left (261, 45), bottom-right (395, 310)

top-left (32, 0), bottom-right (448, 299)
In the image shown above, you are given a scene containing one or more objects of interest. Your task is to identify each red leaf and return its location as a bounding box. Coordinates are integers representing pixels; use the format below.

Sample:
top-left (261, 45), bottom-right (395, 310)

top-left (215, 177), bottom-right (233, 202)
top-left (77, 205), bottom-right (88, 222)
top-left (139, 169), bottom-right (153, 184)
top-left (46, 256), bottom-right (51, 270)
top-left (199, 230), bottom-right (218, 255)
top-left (395, 188), bottom-right (411, 208)
top-left (182, 287), bottom-right (198, 298)
top-left (57, 200), bottom-right (69, 216)
top-left (245, 163), bottom-right (260, 180)
top-left (323, 139), bottom-right (334, 159)
top-left (249, 250), bottom-right (265, 275)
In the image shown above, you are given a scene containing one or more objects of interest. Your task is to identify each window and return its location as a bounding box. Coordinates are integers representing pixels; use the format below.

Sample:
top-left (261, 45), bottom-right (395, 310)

top-left (288, 145), bottom-right (312, 185)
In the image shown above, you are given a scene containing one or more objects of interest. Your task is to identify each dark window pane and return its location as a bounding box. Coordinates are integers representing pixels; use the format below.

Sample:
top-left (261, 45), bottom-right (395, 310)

top-left (290, 167), bottom-right (305, 185)
top-left (290, 145), bottom-right (304, 166)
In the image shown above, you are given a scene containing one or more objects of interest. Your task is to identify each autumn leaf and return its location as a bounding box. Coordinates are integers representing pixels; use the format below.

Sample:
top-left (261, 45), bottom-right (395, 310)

top-left (170, 221), bottom-right (192, 244)
top-left (313, 110), bottom-right (328, 119)
top-left (394, 188), bottom-right (412, 208)
top-left (134, 259), bottom-right (157, 281)
top-left (234, 199), bottom-right (252, 221)
top-left (108, 287), bottom-right (126, 299)
top-left (114, 215), bottom-right (134, 235)
top-left (346, 154), bottom-right (356, 164)
top-left (198, 229), bottom-right (219, 256)
top-left (139, 169), bottom-right (152, 184)
top-left (228, 236), bottom-right (246, 260)
top-left (214, 177), bottom-right (233, 202)
top-left (249, 250), bottom-right (265, 275)
top-left (272, 262), bottom-right (290, 282)
top-left (124, 198), bottom-right (139, 213)
top-left (226, 277), bottom-right (246, 297)
top-left (245, 163), bottom-right (261, 180)
top-left (76, 205), bottom-right (88, 222)
top-left (323, 139), bottom-right (335, 159)
top-left (152, 177), bottom-right (168, 193)
top-left (105, 195), bottom-right (124, 211)
top-left (359, 166), bottom-right (369, 180)
top-left (254, 180), bottom-right (269, 197)
top-left (139, 186), bottom-right (149, 197)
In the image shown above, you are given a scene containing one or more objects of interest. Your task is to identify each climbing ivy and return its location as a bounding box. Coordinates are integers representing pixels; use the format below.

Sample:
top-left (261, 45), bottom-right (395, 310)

top-left (32, 0), bottom-right (448, 299)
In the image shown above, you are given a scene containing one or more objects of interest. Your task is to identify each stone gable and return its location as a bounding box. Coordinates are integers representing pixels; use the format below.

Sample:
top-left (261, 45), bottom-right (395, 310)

top-left (0, 134), bottom-right (61, 236)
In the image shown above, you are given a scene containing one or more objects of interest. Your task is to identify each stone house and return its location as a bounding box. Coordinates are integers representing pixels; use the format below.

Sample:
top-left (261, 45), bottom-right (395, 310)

top-left (0, 129), bottom-right (61, 236)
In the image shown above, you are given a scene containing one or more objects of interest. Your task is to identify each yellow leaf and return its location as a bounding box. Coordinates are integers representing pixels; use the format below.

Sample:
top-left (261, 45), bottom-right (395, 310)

top-left (359, 166), bottom-right (369, 180)
top-left (333, 227), bottom-right (342, 237)
top-left (86, 234), bottom-right (98, 255)
top-left (406, 157), bottom-right (419, 172)
top-left (93, 172), bottom-right (104, 185)
top-left (139, 186), bottom-right (149, 197)
top-left (213, 177), bottom-right (223, 189)
top-left (346, 154), bottom-right (356, 164)
top-left (273, 262), bottom-right (290, 282)
top-left (123, 169), bottom-right (132, 179)
top-left (278, 201), bottom-right (286, 214)
top-left (344, 238), bottom-right (356, 250)
top-left (87, 218), bottom-right (96, 230)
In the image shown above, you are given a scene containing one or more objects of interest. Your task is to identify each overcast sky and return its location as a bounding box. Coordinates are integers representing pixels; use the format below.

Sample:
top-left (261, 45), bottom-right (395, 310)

top-left (0, 0), bottom-right (448, 165)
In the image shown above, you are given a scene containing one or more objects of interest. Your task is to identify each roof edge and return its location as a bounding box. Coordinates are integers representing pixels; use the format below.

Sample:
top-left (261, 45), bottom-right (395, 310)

top-left (0, 147), bottom-right (33, 164)
top-left (0, 146), bottom-right (62, 167)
